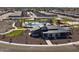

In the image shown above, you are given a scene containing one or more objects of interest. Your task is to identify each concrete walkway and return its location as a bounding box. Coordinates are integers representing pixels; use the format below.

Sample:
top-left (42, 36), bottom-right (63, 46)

top-left (46, 40), bottom-right (53, 45)
top-left (12, 22), bottom-right (17, 29)
top-left (0, 40), bottom-right (79, 51)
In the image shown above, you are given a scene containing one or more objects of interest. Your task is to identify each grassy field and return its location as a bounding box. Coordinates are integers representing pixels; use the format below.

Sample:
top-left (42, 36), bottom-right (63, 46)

top-left (6, 30), bottom-right (24, 37)
top-left (17, 27), bottom-right (25, 29)
top-left (18, 19), bottom-right (48, 23)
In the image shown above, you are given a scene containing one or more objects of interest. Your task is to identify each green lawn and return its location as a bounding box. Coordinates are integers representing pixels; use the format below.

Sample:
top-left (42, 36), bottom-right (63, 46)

top-left (62, 17), bottom-right (72, 23)
top-left (6, 30), bottom-right (24, 37)
top-left (17, 27), bottom-right (25, 29)
top-left (18, 19), bottom-right (48, 23)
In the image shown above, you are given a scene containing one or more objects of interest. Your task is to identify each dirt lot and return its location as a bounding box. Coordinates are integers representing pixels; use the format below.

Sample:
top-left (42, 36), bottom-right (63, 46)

top-left (0, 20), bottom-right (14, 33)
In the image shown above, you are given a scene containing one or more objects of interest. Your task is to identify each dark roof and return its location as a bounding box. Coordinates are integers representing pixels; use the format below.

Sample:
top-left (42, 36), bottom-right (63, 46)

top-left (46, 25), bottom-right (61, 30)
top-left (42, 25), bottom-right (70, 34)
top-left (43, 30), bottom-right (69, 34)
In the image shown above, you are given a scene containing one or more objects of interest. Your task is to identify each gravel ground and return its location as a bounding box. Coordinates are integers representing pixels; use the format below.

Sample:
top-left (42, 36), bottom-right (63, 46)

top-left (0, 20), bottom-right (14, 33)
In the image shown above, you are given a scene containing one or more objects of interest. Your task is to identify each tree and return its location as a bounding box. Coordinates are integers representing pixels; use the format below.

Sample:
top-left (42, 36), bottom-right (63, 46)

top-left (51, 17), bottom-right (62, 25)
top-left (62, 17), bottom-right (71, 23)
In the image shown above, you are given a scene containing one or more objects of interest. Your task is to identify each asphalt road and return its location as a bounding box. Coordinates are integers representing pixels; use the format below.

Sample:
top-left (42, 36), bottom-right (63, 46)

top-left (0, 43), bottom-right (79, 52)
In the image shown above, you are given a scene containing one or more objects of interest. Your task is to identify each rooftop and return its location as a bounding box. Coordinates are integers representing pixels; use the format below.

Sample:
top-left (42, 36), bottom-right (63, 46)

top-left (43, 30), bottom-right (69, 34)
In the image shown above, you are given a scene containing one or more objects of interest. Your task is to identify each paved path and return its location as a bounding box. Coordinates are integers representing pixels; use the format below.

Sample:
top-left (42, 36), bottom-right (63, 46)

top-left (0, 42), bottom-right (79, 52)
top-left (46, 40), bottom-right (53, 45)
top-left (12, 22), bottom-right (17, 29)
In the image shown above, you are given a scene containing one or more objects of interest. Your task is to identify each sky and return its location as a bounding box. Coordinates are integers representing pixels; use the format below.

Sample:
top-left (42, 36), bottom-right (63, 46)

top-left (0, 0), bottom-right (79, 7)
